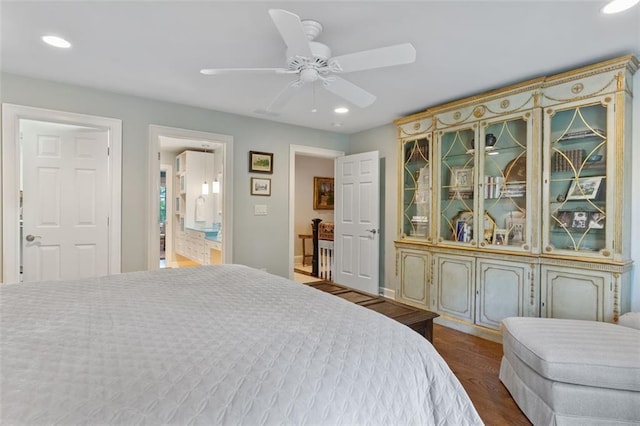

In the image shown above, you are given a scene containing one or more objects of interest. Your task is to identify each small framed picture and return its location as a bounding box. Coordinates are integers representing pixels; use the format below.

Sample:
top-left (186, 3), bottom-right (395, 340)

top-left (566, 177), bottom-right (602, 200)
top-left (493, 228), bottom-right (508, 245)
top-left (249, 151), bottom-right (273, 174)
top-left (588, 211), bottom-right (605, 229)
top-left (250, 177), bottom-right (271, 196)
top-left (555, 210), bottom-right (573, 228)
top-left (572, 211), bottom-right (588, 229)
top-left (450, 166), bottom-right (474, 192)
top-left (505, 215), bottom-right (525, 244)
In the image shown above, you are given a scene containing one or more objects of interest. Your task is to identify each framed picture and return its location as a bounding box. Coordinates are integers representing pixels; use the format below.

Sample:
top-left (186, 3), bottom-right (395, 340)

top-left (588, 211), bottom-right (605, 229)
top-left (505, 213), bottom-right (526, 244)
top-left (571, 211), bottom-right (588, 229)
top-left (313, 177), bottom-right (335, 210)
top-left (249, 151), bottom-right (273, 174)
top-left (493, 228), bottom-right (508, 245)
top-left (566, 177), bottom-right (602, 200)
top-left (450, 166), bottom-right (474, 192)
top-left (250, 177), bottom-right (271, 196)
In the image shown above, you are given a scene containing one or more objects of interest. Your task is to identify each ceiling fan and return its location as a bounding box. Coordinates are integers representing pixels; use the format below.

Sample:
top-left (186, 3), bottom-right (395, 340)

top-left (200, 9), bottom-right (417, 113)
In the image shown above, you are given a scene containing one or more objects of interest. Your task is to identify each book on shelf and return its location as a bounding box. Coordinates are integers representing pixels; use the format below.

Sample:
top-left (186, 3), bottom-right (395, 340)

top-left (557, 128), bottom-right (605, 142)
top-left (448, 190), bottom-right (473, 200)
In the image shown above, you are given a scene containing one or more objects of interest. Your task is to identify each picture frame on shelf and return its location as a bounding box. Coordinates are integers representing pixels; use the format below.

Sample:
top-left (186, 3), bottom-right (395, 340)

top-left (555, 210), bottom-right (573, 228)
top-left (571, 211), bottom-right (588, 229)
top-left (249, 151), bottom-right (273, 174)
top-left (450, 166), bottom-right (474, 192)
top-left (493, 228), bottom-right (508, 245)
top-left (588, 211), bottom-right (605, 229)
top-left (250, 177), bottom-right (271, 196)
top-left (313, 177), bottom-right (334, 210)
top-left (505, 213), bottom-right (526, 244)
top-left (566, 176), bottom-right (602, 200)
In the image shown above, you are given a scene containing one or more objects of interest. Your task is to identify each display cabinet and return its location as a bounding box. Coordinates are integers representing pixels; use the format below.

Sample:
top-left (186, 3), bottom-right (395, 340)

top-left (394, 55), bottom-right (636, 341)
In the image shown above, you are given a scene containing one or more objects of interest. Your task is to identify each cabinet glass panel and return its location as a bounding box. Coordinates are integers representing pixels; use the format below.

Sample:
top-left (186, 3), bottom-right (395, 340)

top-left (402, 137), bottom-right (430, 239)
top-left (548, 103), bottom-right (606, 253)
top-left (482, 118), bottom-right (528, 248)
top-left (439, 128), bottom-right (475, 243)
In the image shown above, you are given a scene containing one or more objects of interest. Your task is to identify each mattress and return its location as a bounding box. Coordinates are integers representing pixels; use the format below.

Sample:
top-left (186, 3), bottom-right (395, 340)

top-left (0, 265), bottom-right (482, 425)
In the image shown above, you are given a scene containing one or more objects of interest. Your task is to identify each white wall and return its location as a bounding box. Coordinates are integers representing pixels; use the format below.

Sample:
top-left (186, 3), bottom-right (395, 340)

top-left (294, 155), bottom-right (334, 258)
top-left (0, 72), bottom-right (349, 278)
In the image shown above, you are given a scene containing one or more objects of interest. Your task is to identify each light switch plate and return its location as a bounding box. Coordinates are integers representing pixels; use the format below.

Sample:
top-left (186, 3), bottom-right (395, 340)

top-left (254, 204), bottom-right (268, 215)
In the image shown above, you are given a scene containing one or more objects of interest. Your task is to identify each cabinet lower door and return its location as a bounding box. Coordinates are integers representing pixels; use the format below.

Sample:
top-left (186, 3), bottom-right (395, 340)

top-left (397, 249), bottom-right (431, 309)
top-left (476, 260), bottom-right (537, 330)
top-left (434, 254), bottom-right (475, 322)
top-left (541, 265), bottom-right (611, 322)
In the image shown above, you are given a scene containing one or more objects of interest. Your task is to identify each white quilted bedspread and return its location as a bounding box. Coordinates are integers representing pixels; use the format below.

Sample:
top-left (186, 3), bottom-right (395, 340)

top-left (1, 265), bottom-right (482, 425)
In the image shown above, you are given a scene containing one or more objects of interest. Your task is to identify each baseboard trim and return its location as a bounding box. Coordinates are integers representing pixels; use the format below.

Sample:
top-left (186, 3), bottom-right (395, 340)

top-left (381, 287), bottom-right (395, 299)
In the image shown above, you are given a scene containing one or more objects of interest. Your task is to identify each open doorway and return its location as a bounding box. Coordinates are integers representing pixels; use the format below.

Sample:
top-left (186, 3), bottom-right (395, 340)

top-left (289, 145), bottom-right (344, 283)
top-left (148, 126), bottom-right (233, 270)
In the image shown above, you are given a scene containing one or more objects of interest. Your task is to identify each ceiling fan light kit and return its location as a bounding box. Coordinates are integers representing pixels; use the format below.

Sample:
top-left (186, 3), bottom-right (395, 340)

top-left (201, 9), bottom-right (417, 113)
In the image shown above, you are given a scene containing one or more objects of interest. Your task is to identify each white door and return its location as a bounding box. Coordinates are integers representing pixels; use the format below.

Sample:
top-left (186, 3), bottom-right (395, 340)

top-left (334, 151), bottom-right (380, 294)
top-left (21, 121), bottom-right (110, 282)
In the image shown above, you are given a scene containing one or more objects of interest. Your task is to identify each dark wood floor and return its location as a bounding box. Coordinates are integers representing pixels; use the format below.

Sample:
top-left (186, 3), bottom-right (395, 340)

top-left (433, 324), bottom-right (531, 425)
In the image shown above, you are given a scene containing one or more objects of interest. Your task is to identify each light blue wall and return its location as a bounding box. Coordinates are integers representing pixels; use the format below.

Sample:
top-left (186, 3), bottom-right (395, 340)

top-left (0, 73), bottom-right (349, 277)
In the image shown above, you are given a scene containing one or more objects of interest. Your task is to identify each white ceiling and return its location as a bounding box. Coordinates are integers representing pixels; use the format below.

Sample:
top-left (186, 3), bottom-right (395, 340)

top-left (2, 1), bottom-right (639, 134)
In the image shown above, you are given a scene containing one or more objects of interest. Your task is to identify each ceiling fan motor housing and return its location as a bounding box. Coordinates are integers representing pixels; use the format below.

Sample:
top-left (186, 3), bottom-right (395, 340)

top-left (286, 41), bottom-right (331, 80)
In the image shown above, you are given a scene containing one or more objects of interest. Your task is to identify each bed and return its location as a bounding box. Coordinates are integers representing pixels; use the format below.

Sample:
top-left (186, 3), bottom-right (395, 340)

top-left (1, 265), bottom-right (482, 425)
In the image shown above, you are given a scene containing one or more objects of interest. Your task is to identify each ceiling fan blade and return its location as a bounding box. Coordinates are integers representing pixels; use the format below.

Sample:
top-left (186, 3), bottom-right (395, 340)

top-left (268, 9), bottom-right (313, 58)
top-left (200, 68), bottom-right (291, 75)
top-left (329, 43), bottom-right (416, 73)
top-left (265, 79), bottom-right (304, 113)
top-left (322, 76), bottom-right (376, 108)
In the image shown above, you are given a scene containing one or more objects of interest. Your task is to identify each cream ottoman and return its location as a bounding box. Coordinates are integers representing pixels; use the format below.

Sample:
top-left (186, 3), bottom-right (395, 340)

top-left (499, 317), bottom-right (640, 425)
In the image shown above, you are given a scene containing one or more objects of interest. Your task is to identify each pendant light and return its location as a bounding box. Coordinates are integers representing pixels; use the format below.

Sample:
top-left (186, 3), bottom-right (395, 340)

top-left (202, 144), bottom-right (209, 195)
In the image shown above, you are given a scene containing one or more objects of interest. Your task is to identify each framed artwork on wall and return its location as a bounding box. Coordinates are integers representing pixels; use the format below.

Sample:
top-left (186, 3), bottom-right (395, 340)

top-left (313, 177), bottom-right (334, 210)
top-left (249, 151), bottom-right (273, 174)
top-left (250, 177), bottom-right (271, 196)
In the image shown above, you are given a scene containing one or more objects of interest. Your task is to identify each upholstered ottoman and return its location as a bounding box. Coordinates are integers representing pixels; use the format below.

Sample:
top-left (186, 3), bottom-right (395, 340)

top-left (499, 317), bottom-right (640, 425)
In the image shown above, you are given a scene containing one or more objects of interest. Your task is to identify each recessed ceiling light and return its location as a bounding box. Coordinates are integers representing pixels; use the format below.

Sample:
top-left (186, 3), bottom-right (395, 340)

top-left (311, 108), bottom-right (318, 113)
top-left (601, 0), bottom-right (639, 14)
top-left (42, 35), bottom-right (71, 48)
top-left (334, 107), bottom-right (349, 114)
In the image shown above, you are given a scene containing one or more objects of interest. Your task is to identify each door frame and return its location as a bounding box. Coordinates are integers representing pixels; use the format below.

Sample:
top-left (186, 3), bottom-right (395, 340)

top-left (148, 125), bottom-right (234, 269)
top-left (288, 144), bottom-right (344, 280)
top-left (1, 103), bottom-right (122, 283)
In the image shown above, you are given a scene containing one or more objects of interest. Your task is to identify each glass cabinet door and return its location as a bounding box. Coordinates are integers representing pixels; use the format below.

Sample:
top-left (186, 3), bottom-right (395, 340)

top-left (479, 116), bottom-right (530, 250)
top-left (401, 137), bottom-right (431, 240)
top-left (438, 127), bottom-right (475, 244)
top-left (544, 101), bottom-right (609, 256)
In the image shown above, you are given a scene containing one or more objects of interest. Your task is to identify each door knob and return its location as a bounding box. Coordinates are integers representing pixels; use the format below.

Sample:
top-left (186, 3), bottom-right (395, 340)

top-left (365, 229), bottom-right (377, 234)
top-left (25, 234), bottom-right (41, 242)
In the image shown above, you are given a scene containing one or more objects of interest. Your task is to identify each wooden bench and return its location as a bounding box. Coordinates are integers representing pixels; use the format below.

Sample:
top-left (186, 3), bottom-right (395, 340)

top-left (304, 281), bottom-right (439, 343)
